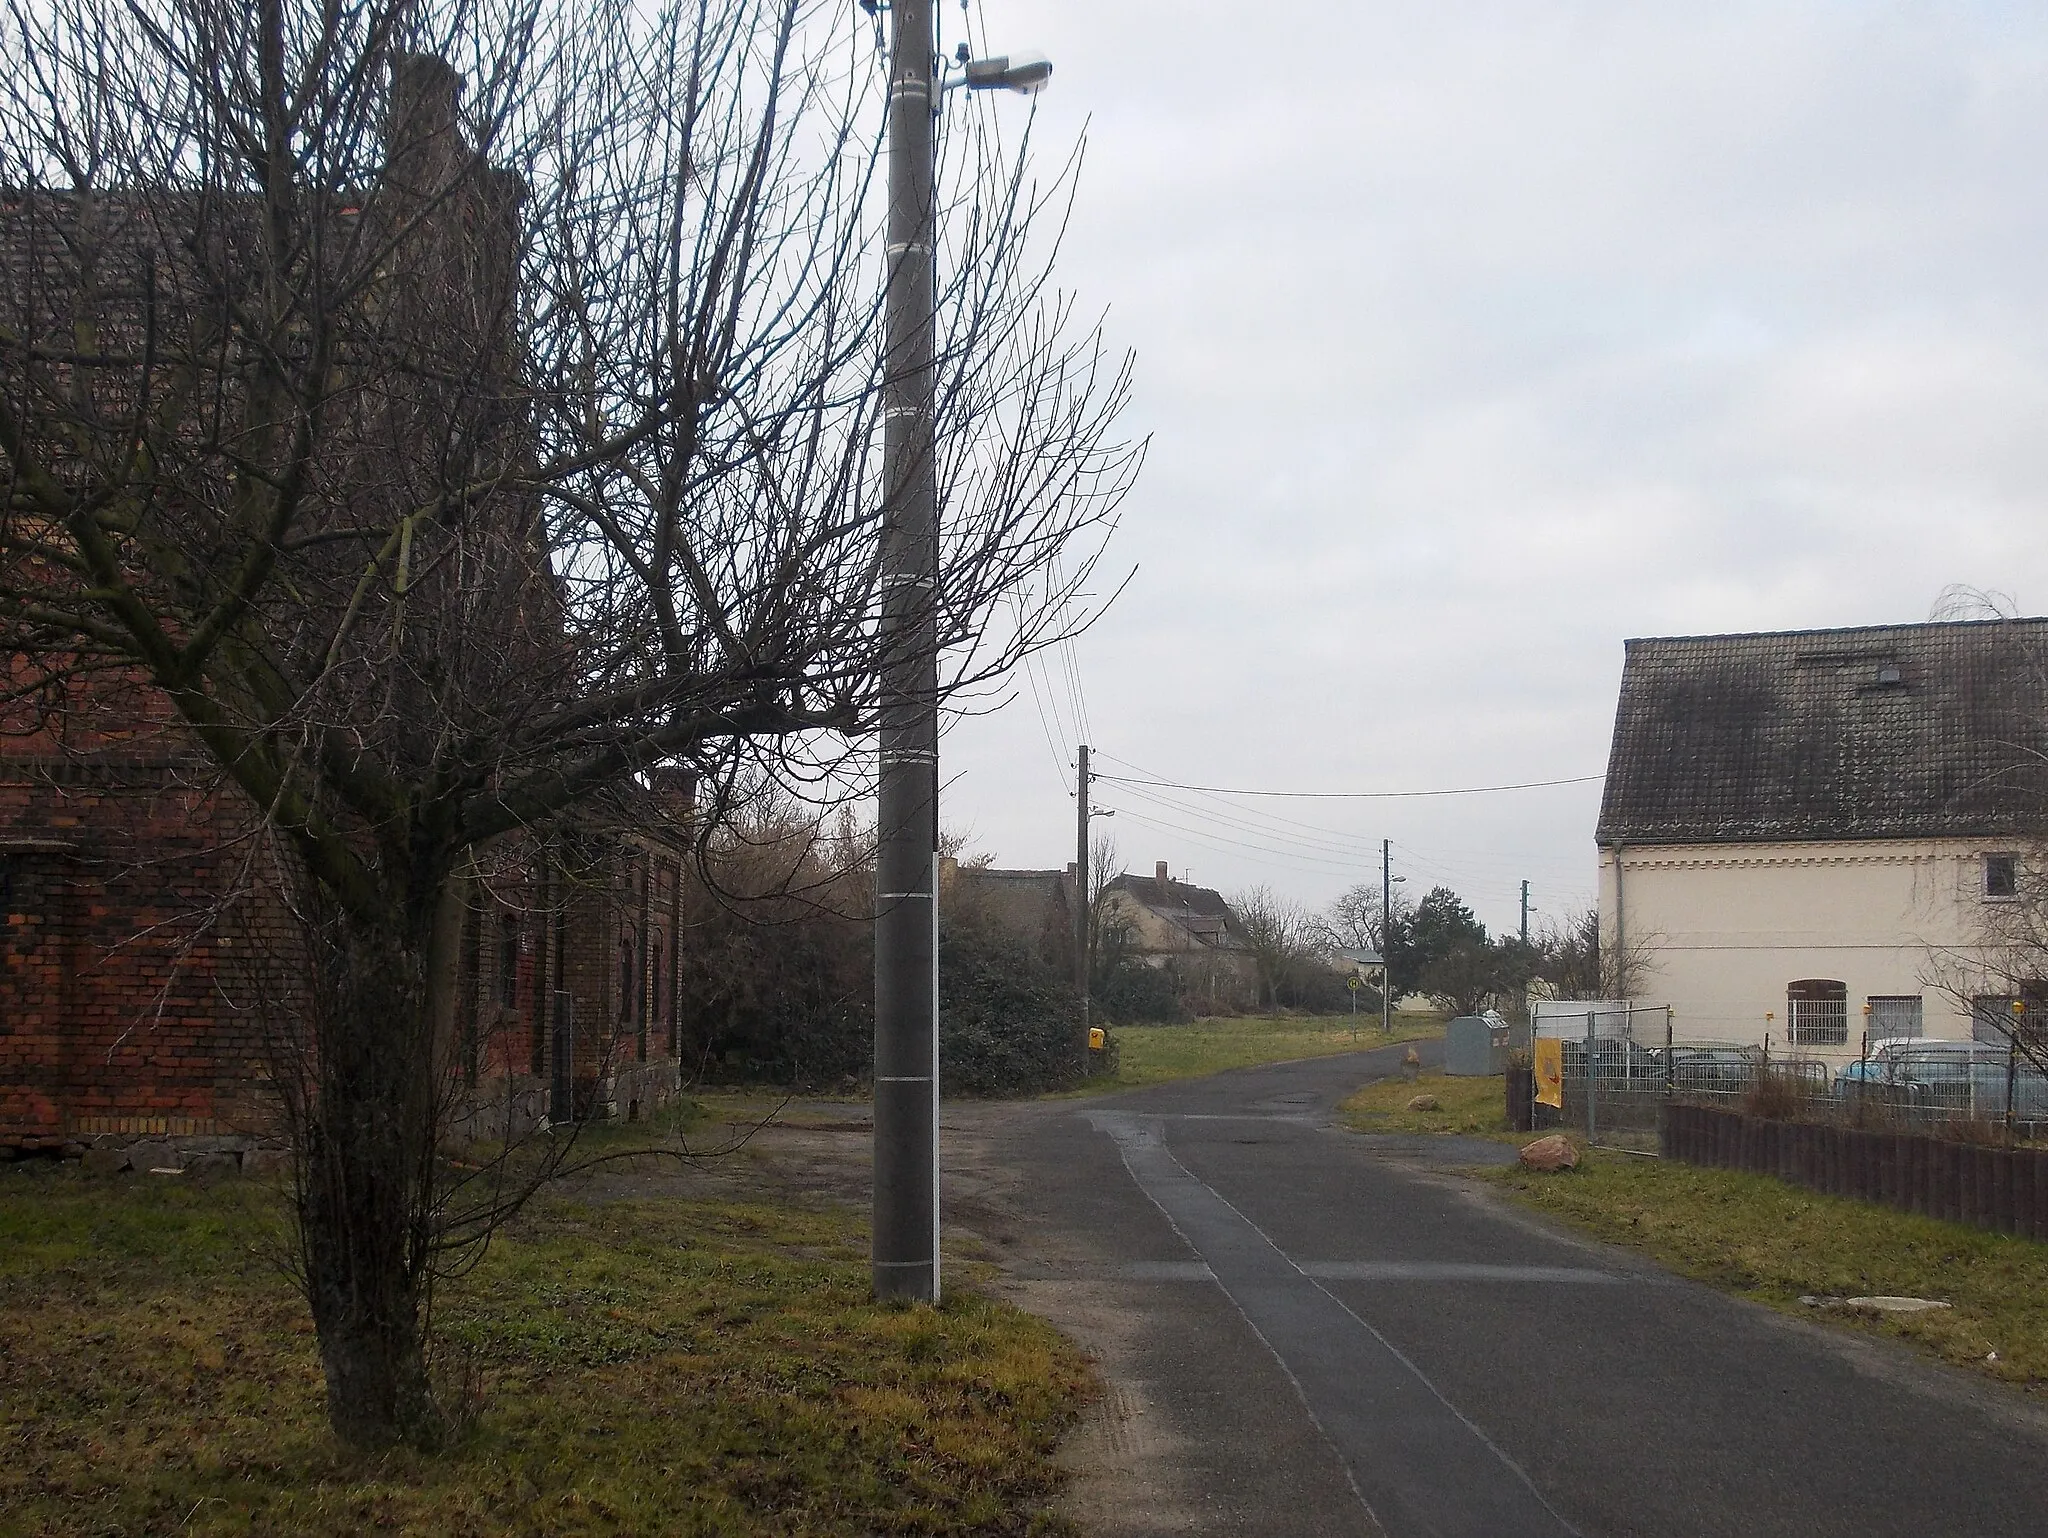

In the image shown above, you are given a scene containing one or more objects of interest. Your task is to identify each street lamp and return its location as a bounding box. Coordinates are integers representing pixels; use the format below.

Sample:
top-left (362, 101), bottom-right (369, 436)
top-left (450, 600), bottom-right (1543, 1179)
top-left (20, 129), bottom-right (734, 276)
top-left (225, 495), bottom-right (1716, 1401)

top-left (947, 48), bottom-right (1053, 94)
top-left (873, 0), bottom-right (1050, 1307)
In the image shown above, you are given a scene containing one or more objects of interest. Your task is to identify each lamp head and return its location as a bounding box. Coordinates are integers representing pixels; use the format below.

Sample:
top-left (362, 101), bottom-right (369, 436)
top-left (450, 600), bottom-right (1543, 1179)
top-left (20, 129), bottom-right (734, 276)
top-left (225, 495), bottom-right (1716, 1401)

top-left (961, 49), bottom-right (1052, 93)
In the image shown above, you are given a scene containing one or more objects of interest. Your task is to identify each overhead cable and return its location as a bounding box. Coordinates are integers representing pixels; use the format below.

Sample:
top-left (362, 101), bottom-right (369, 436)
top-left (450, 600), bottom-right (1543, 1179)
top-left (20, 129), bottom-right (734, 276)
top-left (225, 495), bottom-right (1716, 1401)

top-left (1093, 771), bottom-right (1604, 800)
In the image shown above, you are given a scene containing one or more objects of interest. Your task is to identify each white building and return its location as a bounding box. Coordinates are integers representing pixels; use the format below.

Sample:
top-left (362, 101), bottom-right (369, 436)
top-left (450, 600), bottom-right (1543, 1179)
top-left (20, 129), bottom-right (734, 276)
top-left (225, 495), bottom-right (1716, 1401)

top-left (1597, 619), bottom-right (2048, 1061)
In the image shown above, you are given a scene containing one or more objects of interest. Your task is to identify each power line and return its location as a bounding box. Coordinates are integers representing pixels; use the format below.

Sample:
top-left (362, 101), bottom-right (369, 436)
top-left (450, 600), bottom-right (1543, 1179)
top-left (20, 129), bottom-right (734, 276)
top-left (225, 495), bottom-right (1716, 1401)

top-left (1094, 770), bottom-right (1605, 800)
top-left (1110, 782), bottom-right (1384, 863)
top-left (1104, 807), bottom-right (1370, 876)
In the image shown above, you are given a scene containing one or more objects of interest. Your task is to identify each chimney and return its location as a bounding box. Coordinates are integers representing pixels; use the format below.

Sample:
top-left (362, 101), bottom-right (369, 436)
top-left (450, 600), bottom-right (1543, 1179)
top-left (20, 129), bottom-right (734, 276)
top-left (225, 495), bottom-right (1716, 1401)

top-left (1156, 860), bottom-right (1169, 900)
top-left (386, 53), bottom-right (468, 194)
top-left (648, 766), bottom-right (698, 827)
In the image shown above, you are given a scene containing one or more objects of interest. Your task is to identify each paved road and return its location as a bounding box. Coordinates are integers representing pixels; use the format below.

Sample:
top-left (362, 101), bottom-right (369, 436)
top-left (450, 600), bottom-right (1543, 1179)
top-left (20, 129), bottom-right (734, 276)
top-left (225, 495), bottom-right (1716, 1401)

top-left (965, 1041), bottom-right (2048, 1538)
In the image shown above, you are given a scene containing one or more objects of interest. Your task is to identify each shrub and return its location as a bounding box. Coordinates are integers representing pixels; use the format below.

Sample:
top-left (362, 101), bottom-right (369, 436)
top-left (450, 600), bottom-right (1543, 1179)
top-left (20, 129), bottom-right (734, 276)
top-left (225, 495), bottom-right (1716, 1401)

top-left (1092, 959), bottom-right (1191, 1025)
top-left (939, 920), bottom-right (1087, 1096)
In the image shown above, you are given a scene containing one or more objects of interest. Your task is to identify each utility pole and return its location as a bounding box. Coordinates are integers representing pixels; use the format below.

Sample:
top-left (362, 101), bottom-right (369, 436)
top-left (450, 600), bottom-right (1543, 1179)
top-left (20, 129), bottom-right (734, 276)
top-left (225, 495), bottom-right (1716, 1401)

top-left (1381, 838), bottom-right (1393, 1036)
top-left (1075, 744), bottom-right (1091, 1060)
top-left (873, 0), bottom-right (940, 1306)
top-left (1520, 880), bottom-right (1530, 946)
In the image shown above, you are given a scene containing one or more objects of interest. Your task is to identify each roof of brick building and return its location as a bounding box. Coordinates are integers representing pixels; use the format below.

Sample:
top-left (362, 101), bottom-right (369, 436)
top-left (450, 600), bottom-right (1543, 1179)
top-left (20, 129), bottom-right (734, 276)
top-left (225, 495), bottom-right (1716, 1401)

top-left (1596, 618), bottom-right (2048, 846)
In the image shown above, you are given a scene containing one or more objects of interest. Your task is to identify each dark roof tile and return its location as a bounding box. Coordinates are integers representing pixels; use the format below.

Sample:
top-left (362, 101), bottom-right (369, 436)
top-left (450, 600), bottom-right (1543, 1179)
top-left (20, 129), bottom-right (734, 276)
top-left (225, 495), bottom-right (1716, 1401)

top-left (1597, 618), bottom-right (2048, 845)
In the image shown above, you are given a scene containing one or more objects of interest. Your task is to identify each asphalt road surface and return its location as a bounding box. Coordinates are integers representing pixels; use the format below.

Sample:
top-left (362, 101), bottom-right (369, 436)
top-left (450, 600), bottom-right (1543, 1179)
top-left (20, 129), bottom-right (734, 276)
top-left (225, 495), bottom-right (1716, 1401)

top-left (970, 1040), bottom-right (2048, 1538)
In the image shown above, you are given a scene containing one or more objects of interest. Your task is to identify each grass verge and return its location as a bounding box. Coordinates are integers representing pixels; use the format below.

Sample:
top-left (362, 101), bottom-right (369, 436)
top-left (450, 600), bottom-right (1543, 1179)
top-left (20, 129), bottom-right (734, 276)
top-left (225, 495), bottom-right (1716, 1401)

top-left (1491, 1146), bottom-right (2048, 1389)
top-left (1070, 1012), bottom-right (1444, 1095)
top-left (0, 1164), bottom-right (1090, 1536)
top-left (1339, 1070), bottom-right (1512, 1137)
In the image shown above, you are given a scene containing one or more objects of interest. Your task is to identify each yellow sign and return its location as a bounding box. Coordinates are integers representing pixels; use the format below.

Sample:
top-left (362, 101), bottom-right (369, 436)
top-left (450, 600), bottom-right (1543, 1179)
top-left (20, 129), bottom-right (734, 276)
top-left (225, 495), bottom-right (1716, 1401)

top-left (1088, 1026), bottom-right (1106, 1052)
top-left (1533, 1038), bottom-right (1564, 1109)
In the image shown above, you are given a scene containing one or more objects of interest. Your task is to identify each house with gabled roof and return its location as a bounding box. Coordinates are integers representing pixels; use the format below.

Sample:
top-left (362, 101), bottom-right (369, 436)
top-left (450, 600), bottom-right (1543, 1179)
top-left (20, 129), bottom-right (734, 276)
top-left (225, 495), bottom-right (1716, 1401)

top-left (1099, 862), bottom-right (1260, 1013)
top-left (1597, 617), bottom-right (2048, 1058)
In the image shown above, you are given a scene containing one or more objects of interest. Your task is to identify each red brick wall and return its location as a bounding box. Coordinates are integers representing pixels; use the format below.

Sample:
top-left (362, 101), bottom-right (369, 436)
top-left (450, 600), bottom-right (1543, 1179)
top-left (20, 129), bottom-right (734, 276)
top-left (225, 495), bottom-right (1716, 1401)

top-left (0, 756), bottom-right (283, 1146)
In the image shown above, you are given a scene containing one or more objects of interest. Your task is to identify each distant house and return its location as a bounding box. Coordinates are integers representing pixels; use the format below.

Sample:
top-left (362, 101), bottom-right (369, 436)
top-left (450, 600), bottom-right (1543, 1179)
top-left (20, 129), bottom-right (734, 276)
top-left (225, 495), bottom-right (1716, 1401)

top-left (1597, 618), bottom-right (2048, 1057)
top-left (940, 859), bottom-right (1074, 967)
top-left (1099, 862), bottom-right (1260, 1013)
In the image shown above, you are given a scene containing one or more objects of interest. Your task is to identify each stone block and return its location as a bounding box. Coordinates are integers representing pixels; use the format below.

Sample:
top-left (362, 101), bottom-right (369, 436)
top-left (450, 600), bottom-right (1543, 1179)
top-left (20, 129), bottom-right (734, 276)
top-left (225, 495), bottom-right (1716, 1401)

top-left (127, 1140), bottom-right (178, 1172)
top-left (241, 1148), bottom-right (293, 1178)
top-left (182, 1151), bottom-right (239, 1180)
top-left (81, 1146), bottom-right (130, 1176)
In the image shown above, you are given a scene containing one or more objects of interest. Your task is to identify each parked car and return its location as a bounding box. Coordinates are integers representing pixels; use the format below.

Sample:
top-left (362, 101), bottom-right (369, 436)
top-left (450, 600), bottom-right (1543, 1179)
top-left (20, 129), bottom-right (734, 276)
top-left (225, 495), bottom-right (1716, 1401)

top-left (1836, 1042), bottom-right (2048, 1118)
top-left (1655, 1046), bottom-right (1760, 1095)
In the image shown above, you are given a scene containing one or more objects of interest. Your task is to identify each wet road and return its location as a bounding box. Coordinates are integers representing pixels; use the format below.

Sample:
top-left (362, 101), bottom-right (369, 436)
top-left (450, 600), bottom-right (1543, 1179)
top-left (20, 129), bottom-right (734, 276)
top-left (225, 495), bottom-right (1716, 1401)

top-left (975, 1042), bottom-right (2048, 1538)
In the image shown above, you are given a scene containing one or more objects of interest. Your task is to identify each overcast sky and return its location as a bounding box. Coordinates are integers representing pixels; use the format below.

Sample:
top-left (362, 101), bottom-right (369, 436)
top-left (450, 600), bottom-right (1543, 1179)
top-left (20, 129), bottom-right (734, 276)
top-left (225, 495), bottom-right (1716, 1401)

top-left (935, 1), bottom-right (2048, 937)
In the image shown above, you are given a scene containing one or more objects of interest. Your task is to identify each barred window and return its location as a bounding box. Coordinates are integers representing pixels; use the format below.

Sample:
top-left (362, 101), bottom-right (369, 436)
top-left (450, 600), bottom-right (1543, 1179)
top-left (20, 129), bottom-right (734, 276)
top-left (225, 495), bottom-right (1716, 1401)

top-left (498, 914), bottom-right (520, 1008)
top-left (1787, 979), bottom-right (1848, 1046)
top-left (1866, 995), bottom-right (1921, 1041)
top-left (1973, 995), bottom-right (2020, 1044)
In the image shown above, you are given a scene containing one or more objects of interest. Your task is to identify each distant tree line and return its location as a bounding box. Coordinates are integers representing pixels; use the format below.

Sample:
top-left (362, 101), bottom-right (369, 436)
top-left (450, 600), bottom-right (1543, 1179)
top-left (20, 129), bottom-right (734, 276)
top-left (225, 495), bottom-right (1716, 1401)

top-left (1309, 882), bottom-right (1618, 1017)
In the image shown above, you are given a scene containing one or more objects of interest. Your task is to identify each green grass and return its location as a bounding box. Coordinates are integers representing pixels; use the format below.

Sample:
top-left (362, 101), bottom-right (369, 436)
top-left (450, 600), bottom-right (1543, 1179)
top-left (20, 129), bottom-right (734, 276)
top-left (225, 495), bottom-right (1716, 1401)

top-left (1340, 1070), bottom-right (1512, 1137)
top-left (1492, 1146), bottom-right (2048, 1389)
top-left (0, 1166), bottom-right (1090, 1536)
top-left (1069, 1012), bottom-right (1444, 1095)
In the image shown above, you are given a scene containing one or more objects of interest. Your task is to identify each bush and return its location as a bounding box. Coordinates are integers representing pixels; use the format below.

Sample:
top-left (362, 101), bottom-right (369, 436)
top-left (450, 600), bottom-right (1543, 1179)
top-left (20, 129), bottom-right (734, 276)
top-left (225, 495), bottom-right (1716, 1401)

top-left (939, 921), bottom-right (1087, 1096)
top-left (1092, 959), bottom-right (1191, 1025)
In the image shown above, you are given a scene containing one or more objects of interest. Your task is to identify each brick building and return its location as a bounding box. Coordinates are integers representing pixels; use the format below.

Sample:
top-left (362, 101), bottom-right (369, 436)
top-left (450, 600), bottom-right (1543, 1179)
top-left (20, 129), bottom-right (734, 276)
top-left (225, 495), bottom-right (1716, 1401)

top-left (0, 59), bottom-right (687, 1158)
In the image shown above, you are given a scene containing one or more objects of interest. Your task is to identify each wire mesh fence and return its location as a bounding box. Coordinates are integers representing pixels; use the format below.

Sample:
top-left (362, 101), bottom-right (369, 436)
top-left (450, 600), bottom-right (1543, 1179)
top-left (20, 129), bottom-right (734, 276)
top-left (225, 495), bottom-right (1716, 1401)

top-left (1526, 1003), bottom-right (2048, 1141)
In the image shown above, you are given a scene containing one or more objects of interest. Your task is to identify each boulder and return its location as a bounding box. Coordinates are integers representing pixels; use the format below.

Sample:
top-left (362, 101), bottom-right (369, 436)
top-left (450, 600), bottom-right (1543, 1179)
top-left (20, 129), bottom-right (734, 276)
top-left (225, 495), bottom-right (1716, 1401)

top-left (81, 1146), bottom-right (130, 1176)
top-left (182, 1151), bottom-right (239, 1181)
top-left (1406, 1094), bottom-right (1442, 1112)
top-left (241, 1149), bottom-right (293, 1178)
top-left (1518, 1134), bottom-right (1579, 1172)
top-left (127, 1141), bottom-right (177, 1173)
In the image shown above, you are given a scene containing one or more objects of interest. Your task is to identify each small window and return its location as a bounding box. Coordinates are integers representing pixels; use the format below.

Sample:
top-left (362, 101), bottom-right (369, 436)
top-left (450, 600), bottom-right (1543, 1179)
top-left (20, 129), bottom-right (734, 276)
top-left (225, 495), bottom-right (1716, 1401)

top-left (1866, 995), bottom-right (1922, 1041)
top-left (498, 914), bottom-right (520, 1008)
top-left (1787, 979), bottom-right (1848, 1046)
top-left (1985, 854), bottom-right (2019, 900)
top-left (1973, 995), bottom-right (2021, 1044)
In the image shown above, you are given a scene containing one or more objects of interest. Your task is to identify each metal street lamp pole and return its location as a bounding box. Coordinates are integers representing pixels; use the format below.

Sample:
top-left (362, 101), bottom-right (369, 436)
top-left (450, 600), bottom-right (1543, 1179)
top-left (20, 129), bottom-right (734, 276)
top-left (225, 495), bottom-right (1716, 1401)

top-left (872, 2), bottom-right (1050, 1305)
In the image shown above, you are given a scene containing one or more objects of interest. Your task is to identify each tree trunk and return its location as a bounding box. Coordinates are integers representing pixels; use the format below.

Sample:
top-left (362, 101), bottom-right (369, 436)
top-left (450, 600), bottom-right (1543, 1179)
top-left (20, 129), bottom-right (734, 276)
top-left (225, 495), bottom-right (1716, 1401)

top-left (297, 903), bottom-right (450, 1449)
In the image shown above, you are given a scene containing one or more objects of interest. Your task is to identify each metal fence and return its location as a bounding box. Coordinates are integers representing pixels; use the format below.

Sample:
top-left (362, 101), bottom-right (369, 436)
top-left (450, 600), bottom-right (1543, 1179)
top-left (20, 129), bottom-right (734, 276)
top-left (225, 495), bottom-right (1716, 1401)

top-left (1524, 1006), bottom-right (2048, 1140)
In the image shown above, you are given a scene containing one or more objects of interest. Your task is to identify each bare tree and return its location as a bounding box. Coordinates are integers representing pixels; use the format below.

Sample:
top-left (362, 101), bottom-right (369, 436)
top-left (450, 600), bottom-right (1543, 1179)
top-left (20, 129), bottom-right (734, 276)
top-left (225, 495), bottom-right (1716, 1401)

top-left (1315, 881), bottom-right (1416, 994)
top-left (0, 0), bottom-right (1136, 1446)
top-left (1925, 848), bottom-right (2048, 1076)
top-left (1234, 884), bottom-right (1314, 1010)
top-left (1535, 904), bottom-right (1655, 1001)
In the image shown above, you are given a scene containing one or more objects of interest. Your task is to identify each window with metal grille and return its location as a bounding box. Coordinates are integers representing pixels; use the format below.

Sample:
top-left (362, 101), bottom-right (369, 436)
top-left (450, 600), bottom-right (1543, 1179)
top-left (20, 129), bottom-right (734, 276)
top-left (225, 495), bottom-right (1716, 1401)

top-left (1986, 854), bottom-right (2019, 899)
top-left (498, 913), bottom-right (520, 1008)
top-left (1866, 995), bottom-right (1921, 1040)
top-left (1973, 995), bottom-right (2021, 1044)
top-left (1787, 979), bottom-right (1848, 1046)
